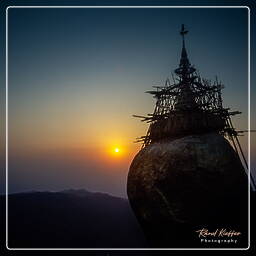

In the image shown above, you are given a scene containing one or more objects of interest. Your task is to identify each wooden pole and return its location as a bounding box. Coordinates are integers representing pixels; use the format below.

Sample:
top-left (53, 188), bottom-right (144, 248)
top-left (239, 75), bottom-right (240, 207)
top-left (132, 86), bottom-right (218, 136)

top-left (228, 117), bottom-right (256, 190)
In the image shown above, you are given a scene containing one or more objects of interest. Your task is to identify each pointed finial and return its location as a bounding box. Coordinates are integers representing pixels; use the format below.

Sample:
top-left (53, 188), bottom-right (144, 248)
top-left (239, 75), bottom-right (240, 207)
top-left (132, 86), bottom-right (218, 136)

top-left (180, 24), bottom-right (188, 48)
top-left (180, 24), bottom-right (188, 36)
top-left (175, 24), bottom-right (195, 76)
top-left (179, 24), bottom-right (189, 68)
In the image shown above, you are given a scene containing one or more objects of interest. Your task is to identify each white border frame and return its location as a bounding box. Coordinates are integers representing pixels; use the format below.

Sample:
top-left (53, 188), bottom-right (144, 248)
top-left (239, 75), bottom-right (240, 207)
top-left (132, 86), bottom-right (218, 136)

top-left (5, 5), bottom-right (251, 251)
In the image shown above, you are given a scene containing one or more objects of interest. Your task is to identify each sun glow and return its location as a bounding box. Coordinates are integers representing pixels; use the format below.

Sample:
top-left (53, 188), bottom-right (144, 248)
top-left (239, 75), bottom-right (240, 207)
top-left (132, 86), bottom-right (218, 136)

top-left (108, 146), bottom-right (124, 158)
top-left (103, 135), bottom-right (138, 160)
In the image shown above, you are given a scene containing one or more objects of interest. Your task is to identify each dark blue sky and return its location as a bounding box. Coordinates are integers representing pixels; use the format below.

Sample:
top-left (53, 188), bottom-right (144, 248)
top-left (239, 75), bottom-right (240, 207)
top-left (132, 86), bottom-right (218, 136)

top-left (0, 1), bottom-right (255, 196)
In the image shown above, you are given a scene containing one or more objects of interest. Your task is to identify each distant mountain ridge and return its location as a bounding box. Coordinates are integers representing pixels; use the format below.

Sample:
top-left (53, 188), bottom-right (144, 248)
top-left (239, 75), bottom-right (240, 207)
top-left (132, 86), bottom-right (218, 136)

top-left (1, 189), bottom-right (148, 248)
top-left (61, 188), bottom-right (123, 199)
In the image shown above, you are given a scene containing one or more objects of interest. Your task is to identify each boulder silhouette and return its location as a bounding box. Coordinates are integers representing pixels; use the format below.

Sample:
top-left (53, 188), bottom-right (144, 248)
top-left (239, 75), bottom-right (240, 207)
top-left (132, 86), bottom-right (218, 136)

top-left (127, 133), bottom-right (248, 247)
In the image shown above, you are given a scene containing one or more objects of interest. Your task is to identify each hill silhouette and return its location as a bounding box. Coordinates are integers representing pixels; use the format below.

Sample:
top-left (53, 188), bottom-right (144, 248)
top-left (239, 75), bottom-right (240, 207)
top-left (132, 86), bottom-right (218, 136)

top-left (1, 189), bottom-right (255, 252)
top-left (2, 189), bottom-right (148, 248)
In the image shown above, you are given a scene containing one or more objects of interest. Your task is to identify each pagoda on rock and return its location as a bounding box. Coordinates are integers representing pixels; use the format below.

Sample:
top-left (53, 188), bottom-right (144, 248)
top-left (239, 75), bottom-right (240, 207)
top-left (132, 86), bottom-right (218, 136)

top-left (134, 24), bottom-right (254, 188)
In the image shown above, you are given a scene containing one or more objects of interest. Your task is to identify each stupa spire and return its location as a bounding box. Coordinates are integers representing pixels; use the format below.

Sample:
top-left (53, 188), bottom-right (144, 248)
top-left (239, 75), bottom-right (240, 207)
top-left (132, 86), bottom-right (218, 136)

top-left (175, 24), bottom-right (195, 76)
top-left (180, 24), bottom-right (190, 67)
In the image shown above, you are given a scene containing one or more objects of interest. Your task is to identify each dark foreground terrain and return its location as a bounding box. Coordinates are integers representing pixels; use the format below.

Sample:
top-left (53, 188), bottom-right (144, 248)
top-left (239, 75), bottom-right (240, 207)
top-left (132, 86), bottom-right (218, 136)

top-left (0, 189), bottom-right (255, 253)
top-left (1, 189), bottom-right (148, 248)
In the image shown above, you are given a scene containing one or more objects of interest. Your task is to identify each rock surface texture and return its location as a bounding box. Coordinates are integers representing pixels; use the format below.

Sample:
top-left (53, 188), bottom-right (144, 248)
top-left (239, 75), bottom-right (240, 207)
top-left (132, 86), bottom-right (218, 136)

top-left (127, 133), bottom-right (248, 248)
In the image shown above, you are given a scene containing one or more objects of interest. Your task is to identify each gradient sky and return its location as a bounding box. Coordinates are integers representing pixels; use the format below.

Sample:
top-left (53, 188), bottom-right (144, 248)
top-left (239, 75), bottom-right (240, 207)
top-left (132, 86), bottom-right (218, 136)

top-left (1, 4), bottom-right (255, 197)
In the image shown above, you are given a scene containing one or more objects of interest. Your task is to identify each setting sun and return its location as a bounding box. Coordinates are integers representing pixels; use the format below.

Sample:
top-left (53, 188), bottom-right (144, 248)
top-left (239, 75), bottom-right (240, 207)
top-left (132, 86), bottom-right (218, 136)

top-left (108, 146), bottom-right (125, 158)
top-left (114, 148), bottom-right (120, 153)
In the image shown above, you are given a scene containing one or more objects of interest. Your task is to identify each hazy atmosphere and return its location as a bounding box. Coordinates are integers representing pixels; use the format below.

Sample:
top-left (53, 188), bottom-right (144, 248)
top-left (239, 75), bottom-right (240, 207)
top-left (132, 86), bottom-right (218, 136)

top-left (2, 6), bottom-right (255, 197)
